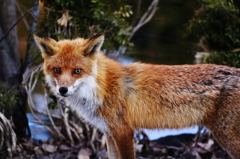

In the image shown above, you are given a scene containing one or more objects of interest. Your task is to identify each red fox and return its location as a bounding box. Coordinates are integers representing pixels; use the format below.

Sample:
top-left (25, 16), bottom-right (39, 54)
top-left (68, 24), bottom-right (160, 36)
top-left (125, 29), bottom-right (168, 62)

top-left (34, 33), bottom-right (240, 159)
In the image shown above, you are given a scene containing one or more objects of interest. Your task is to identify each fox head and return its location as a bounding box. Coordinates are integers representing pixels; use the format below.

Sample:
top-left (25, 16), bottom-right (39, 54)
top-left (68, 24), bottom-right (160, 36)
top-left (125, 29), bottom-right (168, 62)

top-left (34, 33), bottom-right (104, 97)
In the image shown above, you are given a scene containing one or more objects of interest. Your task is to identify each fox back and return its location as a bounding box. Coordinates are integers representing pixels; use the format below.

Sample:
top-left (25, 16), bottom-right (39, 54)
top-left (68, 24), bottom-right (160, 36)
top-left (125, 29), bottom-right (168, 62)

top-left (34, 33), bottom-right (240, 159)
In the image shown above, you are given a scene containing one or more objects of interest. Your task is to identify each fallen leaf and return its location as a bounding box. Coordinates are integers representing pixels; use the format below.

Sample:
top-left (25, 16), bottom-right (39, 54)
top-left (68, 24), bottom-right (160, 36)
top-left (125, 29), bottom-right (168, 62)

top-left (22, 141), bottom-right (34, 148)
top-left (78, 148), bottom-right (92, 159)
top-left (59, 144), bottom-right (71, 151)
top-left (78, 154), bottom-right (90, 159)
top-left (42, 143), bottom-right (57, 153)
top-left (197, 139), bottom-right (214, 151)
top-left (41, 138), bottom-right (49, 143)
top-left (134, 143), bottom-right (143, 153)
top-left (34, 146), bottom-right (44, 154)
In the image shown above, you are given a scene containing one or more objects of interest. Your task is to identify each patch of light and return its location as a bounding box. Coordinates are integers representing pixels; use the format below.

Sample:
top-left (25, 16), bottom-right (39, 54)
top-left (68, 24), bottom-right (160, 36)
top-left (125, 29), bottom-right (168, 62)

top-left (144, 125), bottom-right (199, 140)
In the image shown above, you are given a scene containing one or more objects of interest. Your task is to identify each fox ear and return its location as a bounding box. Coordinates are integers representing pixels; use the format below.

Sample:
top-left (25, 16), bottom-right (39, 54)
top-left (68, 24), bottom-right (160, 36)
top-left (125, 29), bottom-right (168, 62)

top-left (84, 33), bottom-right (104, 56)
top-left (33, 33), bottom-right (58, 58)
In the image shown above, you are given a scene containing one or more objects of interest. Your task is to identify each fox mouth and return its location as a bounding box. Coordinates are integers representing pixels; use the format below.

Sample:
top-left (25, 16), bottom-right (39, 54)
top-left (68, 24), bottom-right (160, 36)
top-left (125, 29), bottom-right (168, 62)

top-left (59, 93), bottom-right (70, 97)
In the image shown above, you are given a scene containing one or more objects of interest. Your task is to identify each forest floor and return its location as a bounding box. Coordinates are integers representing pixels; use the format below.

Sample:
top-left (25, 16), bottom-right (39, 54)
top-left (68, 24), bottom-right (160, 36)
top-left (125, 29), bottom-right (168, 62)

top-left (5, 131), bottom-right (232, 159)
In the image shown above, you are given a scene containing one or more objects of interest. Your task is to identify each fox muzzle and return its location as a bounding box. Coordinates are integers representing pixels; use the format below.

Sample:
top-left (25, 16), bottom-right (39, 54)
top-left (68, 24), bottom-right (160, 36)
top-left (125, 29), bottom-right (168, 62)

top-left (59, 87), bottom-right (68, 96)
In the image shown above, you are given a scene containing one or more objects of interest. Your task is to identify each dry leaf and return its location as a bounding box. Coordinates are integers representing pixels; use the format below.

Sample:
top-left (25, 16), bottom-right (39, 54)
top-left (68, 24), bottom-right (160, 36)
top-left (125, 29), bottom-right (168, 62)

top-left (134, 143), bottom-right (143, 153)
top-left (197, 139), bottom-right (214, 151)
top-left (22, 141), bottom-right (34, 148)
top-left (57, 10), bottom-right (71, 27)
top-left (78, 154), bottom-right (90, 159)
top-left (59, 144), bottom-right (71, 151)
top-left (34, 146), bottom-right (44, 154)
top-left (42, 143), bottom-right (57, 153)
top-left (78, 148), bottom-right (92, 159)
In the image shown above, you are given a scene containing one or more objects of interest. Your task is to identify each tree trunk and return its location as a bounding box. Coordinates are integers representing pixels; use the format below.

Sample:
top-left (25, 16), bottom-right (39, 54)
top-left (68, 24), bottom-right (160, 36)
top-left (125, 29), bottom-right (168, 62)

top-left (0, 0), bottom-right (30, 138)
top-left (24, 0), bottom-right (40, 71)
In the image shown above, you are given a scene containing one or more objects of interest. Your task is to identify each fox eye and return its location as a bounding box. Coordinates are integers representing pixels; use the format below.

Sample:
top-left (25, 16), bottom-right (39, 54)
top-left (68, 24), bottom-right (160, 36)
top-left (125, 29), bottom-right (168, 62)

top-left (53, 68), bottom-right (60, 74)
top-left (73, 68), bottom-right (82, 74)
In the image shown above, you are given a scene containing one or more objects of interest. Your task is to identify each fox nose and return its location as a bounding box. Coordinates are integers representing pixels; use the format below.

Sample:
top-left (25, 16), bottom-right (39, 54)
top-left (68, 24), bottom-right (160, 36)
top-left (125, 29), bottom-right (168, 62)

top-left (59, 87), bottom-right (68, 95)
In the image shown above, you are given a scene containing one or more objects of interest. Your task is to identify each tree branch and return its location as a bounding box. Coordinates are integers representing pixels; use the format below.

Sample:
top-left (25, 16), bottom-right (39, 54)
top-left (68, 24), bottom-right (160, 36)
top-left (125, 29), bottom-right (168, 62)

top-left (15, 1), bottom-right (30, 30)
top-left (0, 8), bottom-right (33, 43)
top-left (128, 0), bottom-right (159, 41)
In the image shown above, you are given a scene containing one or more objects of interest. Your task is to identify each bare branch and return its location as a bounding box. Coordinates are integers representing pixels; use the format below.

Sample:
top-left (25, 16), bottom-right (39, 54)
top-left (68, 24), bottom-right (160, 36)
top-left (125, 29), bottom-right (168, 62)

top-left (0, 112), bottom-right (17, 158)
top-left (0, 8), bottom-right (33, 43)
top-left (25, 83), bottom-right (55, 135)
top-left (24, 64), bottom-right (56, 135)
top-left (130, 0), bottom-right (142, 27)
top-left (233, 48), bottom-right (240, 52)
top-left (15, 1), bottom-right (30, 30)
top-left (128, 0), bottom-right (159, 41)
top-left (62, 106), bottom-right (74, 146)
top-left (43, 86), bottom-right (65, 139)
top-left (90, 128), bottom-right (97, 152)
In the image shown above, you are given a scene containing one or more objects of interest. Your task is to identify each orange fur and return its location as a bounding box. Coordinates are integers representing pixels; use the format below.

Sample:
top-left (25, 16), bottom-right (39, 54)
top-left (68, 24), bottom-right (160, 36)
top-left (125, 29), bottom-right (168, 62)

top-left (34, 33), bottom-right (240, 159)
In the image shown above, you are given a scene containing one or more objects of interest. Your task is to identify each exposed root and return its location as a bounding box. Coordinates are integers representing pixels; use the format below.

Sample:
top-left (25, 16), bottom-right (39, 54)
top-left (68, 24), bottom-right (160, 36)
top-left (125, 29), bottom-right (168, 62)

top-left (0, 112), bottom-right (17, 158)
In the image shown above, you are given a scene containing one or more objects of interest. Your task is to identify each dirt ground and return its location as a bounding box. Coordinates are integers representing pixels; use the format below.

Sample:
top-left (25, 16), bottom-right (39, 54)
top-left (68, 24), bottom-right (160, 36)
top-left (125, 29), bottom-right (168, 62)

top-left (4, 131), bottom-right (232, 159)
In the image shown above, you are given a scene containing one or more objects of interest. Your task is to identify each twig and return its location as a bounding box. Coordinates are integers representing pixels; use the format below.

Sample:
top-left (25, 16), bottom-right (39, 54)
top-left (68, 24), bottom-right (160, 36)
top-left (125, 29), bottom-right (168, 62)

top-left (25, 83), bottom-right (55, 135)
top-left (22, 61), bottom-right (43, 85)
top-left (43, 86), bottom-right (65, 139)
top-left (130, 0), bottom-right (142, 27)
top-left (62, 107), bottom-right (74, 146)
top-left (233, 48), bottom-right (240, 52)
top-left (115, 0), bottom-right (159, 56)
top-left (193, 125), bottom-right (204, 143)
top-left (69, 126), bottom-right (80, 141)
top-left (128, 0), bottom-right (159, 41)
top-left (90, 128), bottom-right (97, 152)
top-left (4, 115), bottom-right (16, 157)
top-left (85, 124), bottom-right (91, 139)
top-left (100, 133), bottom-right (106, 149)
top-left (0, 122), bottom-right (4, 150)
top-left (69, 120), bottom-right (83, 141)
top-left (24, 66), bottom-right (55, 135)
top-left (27, 104), bottom-right (61, 119)
top-left (58, 100), bottom-right (65, 119)
top-left (0, 8), bottom-right (33, 43)
top-left (58, 101), bottom-right (74, 146)
top-left (0, 112), bottom-right (17, 158)
top-left (15, 1), bottom-right (30, 30)
top-left (24, 62), bottom-right (85, 143)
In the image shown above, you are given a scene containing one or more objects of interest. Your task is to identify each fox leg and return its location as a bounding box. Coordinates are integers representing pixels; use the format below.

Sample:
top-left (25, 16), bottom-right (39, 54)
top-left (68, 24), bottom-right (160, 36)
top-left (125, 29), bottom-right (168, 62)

top-left (211, 127), bottom-right (240, 159)
top-left (105, 133), bottom-right (120, 159)
top-left (207, 97), bottom-right (240, 159)
top-left (108, 126), bottom-right (135, 159)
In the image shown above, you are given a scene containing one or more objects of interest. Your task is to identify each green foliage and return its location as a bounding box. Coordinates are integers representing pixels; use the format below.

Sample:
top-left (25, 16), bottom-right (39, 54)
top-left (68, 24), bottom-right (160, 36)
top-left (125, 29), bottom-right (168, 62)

top-left (205, 51), bottom-right (240, 67)
top-left (38, 0), bottom-right (133, 51)
top-left (185, 0), bottom-right (240, 67)
top-left (48, 94), bottom-right (58, 109)
top-left (185, 1), bottom-right (240, 52)
top-left (0, 84), bottom-right (18, 110)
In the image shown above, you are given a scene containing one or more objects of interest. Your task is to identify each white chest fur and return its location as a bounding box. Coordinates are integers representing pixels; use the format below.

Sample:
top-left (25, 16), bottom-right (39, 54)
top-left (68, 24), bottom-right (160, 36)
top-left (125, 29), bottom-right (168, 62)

top-left (64, 76), bottom-right (109, 133)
